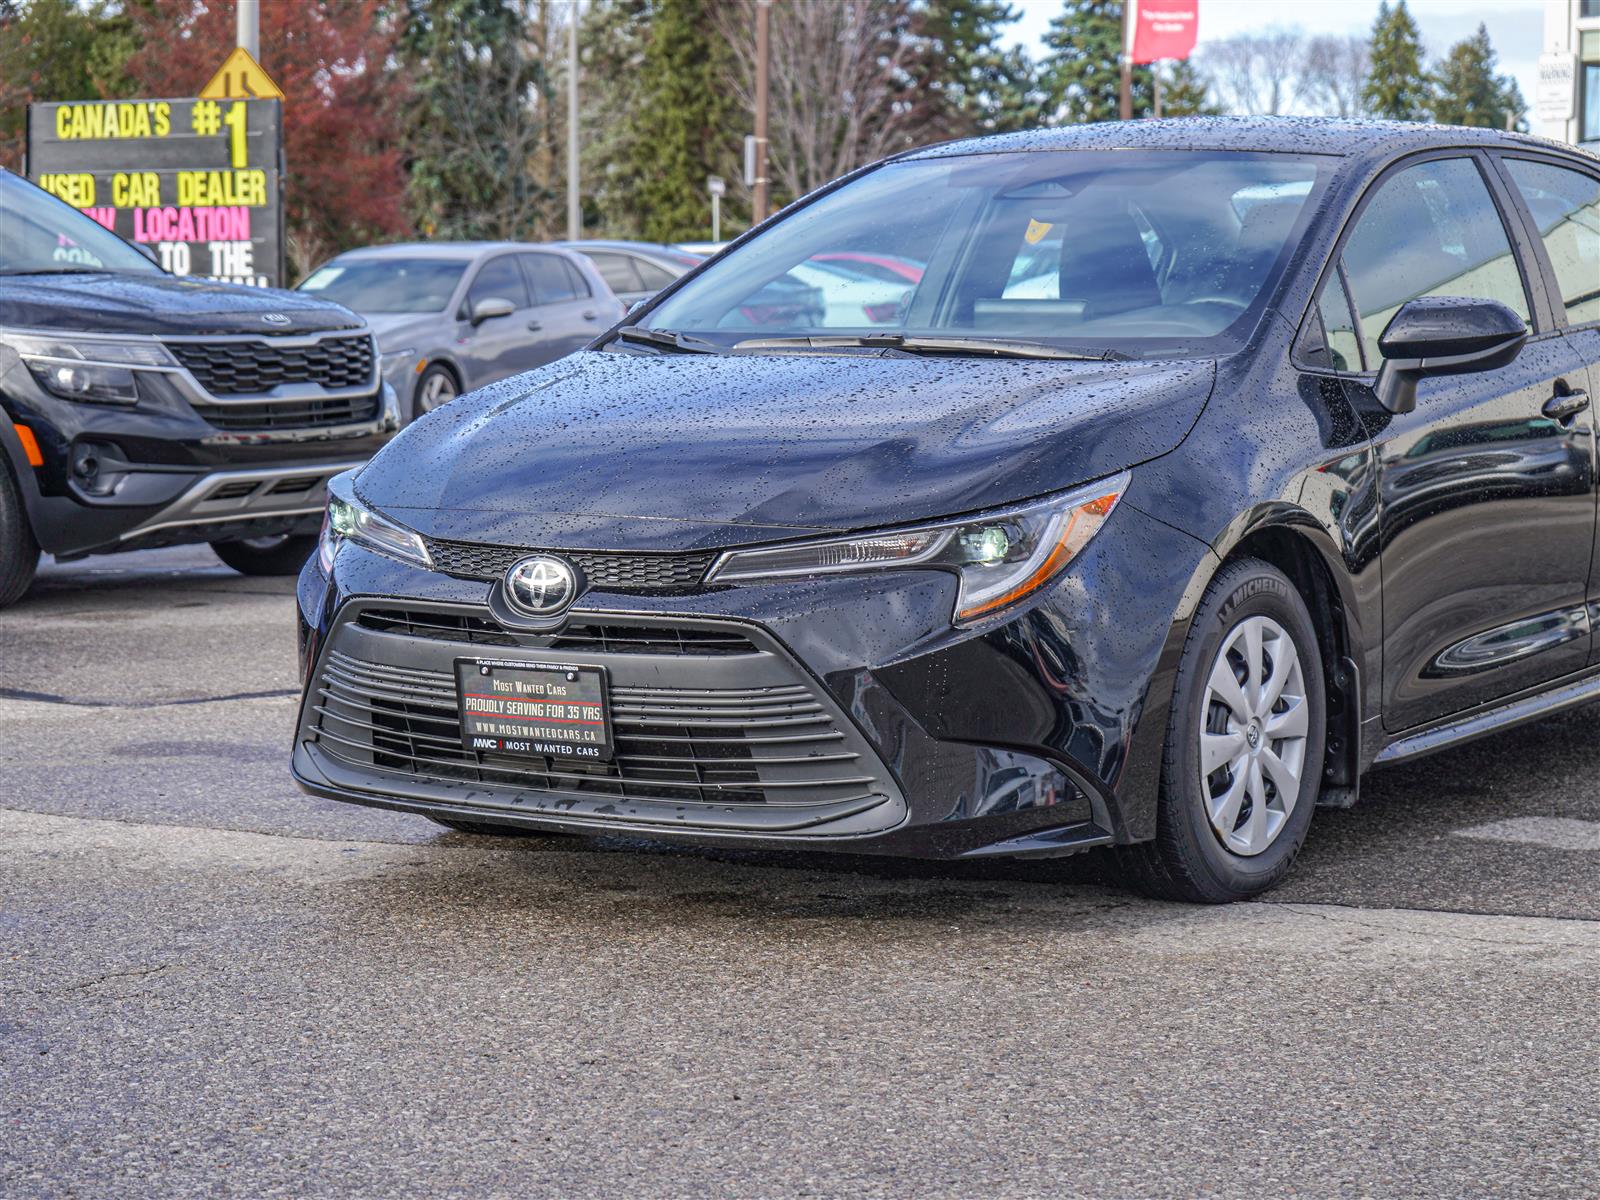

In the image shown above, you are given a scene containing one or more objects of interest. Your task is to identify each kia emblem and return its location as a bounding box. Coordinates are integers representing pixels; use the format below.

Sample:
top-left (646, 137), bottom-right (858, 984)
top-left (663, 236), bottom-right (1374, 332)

top-left (261, 313), bottom-right (292, 326)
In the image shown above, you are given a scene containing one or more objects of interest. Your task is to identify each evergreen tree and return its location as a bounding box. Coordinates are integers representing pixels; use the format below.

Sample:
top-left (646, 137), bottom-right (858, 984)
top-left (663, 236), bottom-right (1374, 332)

top-left (1159, 58), bottom-right (1220, 117)
top-left (579, 0), bottom-right (653, 237)
top-left (1429, 24), bottom-right (1525, 129)
top-left (628, 0), bottom-right (739, 243)
top-left (1038, 0), bottom-right (1151, 125)
top-left (917, 0), bottom-right (1040, 135)
top-left (1363, 0), bottom-right (1428, 120)
top-left (0, 0), bottom-right (136, 169)
top-left (401, 0), bottom-right (553, 241)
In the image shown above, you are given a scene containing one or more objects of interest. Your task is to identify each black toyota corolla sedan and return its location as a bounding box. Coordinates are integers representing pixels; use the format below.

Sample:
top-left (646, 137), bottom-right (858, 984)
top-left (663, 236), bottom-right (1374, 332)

top-left (293, 118), bottom-right (1600, 902)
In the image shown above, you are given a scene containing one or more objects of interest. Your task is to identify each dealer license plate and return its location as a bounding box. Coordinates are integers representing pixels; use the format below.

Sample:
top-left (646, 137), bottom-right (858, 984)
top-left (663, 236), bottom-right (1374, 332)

top-left (455, 659), bottom-right (613, 762)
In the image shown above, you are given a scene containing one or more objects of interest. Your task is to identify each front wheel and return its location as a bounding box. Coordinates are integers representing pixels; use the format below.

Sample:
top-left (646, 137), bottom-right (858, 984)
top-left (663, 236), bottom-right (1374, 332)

top-left (0, 461), bottom-right (41, 608)
top-left (412, 364), bottom-right (459, 419)
top-left (210, 534), bottom-right (318, 577)
top-left (1121, 558), bottom-right (1326, 903)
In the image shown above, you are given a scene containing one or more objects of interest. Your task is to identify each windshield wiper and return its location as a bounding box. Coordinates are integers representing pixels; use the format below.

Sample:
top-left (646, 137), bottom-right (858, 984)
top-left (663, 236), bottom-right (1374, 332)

top-left (611, 325), bottom-right (721, 354)
top-left (730, 333), bottom-right (1128, 361)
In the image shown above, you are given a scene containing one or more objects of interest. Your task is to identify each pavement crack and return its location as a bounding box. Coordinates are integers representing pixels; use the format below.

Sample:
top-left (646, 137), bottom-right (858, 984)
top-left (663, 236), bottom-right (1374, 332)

top-left (66, 964), bottom-right (173, 991)
top-left (0, 687), bottom-right (298, 709)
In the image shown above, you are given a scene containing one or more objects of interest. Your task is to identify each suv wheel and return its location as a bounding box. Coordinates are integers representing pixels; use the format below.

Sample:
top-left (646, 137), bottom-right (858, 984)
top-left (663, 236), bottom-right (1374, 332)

top-left (0, 460), bottom-right (41, 608)
top-left (210, 534), bottom-right (318, 577)
top-left (1121, 558), bottom-right (1326, 903)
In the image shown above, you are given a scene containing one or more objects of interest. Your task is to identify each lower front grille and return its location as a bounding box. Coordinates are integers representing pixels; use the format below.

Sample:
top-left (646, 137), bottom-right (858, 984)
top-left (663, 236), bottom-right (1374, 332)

top-left (309, 649), bottom-right (875, 808)
top-left (356, 607), bottom-right (759, 655)
top-left (192, 392), bottom-right (382, 431)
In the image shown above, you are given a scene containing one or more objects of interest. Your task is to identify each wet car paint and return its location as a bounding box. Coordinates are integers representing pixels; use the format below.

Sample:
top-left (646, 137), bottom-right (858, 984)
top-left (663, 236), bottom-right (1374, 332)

top-left (296, 117), bottom-right (1600, 857)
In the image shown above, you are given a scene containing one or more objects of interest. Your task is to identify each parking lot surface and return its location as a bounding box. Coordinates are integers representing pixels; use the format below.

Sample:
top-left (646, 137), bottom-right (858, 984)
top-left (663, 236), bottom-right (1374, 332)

top-left (4, 548), bottom-right (1598, 1198)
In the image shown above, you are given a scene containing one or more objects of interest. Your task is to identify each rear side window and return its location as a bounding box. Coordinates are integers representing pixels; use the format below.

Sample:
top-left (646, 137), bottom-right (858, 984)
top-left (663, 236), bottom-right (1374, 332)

top-left (467, 255), bottom-right (529, 310)
top-left (587, 251), bottom-right (642, 293)
top-left (1341, 158), bottom-right (1531, 358)
top-left (523, 253), bottom-right (584, 304)
top-left (634, 258), bottom-right (680, 290)
top-left (1503, 159), bottom-right (1600, 329)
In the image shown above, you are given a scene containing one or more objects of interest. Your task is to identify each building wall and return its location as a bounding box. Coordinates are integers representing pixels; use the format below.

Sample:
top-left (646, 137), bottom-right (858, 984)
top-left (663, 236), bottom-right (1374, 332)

top-left (1540, 0), bottom-right (1600, 146)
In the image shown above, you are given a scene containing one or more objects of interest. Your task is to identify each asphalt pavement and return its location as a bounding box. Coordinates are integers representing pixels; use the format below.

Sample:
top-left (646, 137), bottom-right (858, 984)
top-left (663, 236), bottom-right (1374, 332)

top-left (3, 548), bottom-right (1598, 1198)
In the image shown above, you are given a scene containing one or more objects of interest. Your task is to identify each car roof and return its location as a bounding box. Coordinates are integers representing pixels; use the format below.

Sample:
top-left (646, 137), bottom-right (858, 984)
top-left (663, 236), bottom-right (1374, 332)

top-left (553, 240), bottom-right (693, 258)
top-left (331, 241), bottom-right (583, 261)
top-left (902, 116), bottom-right (1597, 166)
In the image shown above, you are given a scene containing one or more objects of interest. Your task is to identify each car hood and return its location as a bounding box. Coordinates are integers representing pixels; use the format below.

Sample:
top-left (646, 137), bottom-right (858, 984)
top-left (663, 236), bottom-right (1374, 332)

top-left (0, 271), bottom-right (364, 336)
top-left (356, 349), bottom-right (1215, 552)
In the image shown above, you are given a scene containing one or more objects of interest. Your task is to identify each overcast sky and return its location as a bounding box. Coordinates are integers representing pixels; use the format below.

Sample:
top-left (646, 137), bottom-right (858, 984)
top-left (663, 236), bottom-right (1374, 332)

top-left (1002, 0), bottom-right (1549, 111)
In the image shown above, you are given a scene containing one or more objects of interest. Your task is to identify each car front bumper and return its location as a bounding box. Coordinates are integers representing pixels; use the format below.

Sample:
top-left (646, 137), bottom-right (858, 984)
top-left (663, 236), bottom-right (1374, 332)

top-left (1, 352), bottom-right (399, 557)
top-left (291, 499), bottom-right (1213, 859)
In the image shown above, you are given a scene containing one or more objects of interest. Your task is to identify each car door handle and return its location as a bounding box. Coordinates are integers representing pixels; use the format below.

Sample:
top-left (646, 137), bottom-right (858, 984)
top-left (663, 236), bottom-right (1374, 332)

top-left (582, 310), bottom-right (598, 321)
top-left (526, 320), bottom-right (543, 332)
top-left (1543, 388), bottom-right (1589, 422)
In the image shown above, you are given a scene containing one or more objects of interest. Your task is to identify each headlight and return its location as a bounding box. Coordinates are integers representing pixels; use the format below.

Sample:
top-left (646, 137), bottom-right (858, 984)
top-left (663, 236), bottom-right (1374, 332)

top-left (318, 474), bottom-right (432, 573)
top-left (707, 473), bottom-right (1128, 623)
top-left (6, 332), bottom-right (174, 405)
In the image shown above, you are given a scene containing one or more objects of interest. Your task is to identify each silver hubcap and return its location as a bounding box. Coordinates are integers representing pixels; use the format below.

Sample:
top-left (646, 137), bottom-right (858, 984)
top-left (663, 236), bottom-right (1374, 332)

top-left (420, 371), bottom-right (457, 412)
top-left (1199, 615), bottom-right (1309, 857)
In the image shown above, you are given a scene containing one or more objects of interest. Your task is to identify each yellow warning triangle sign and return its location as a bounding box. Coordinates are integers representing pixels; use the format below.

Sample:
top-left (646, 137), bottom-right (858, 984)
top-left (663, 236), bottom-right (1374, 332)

top-left (199, 47), bottom-right (285, 101)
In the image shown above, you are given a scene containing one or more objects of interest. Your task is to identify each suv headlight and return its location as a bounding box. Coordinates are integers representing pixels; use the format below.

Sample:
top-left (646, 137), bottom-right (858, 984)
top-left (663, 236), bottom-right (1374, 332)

top-left (318, 473), bottom-right (432, 573)
top-left (6, 332), bottom-right (175, 405)
top-left (707, 472), bottom-right (1128, 624)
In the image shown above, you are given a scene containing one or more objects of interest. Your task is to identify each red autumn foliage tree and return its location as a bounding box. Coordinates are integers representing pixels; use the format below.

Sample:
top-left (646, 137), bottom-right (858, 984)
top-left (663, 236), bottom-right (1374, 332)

top-left (121, 0), bottom-right (411, 276)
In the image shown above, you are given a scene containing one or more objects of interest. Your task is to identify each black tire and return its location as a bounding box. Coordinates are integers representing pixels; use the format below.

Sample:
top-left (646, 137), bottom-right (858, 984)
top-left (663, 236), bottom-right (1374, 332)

top-left (210, 534), bottom-right (319, 577)
top-left (0, 459), bottom-right (41, 609)
top-left (1120, 557), bottom-right (1326, 903)
top-left (427, 816), bottom-right (572, 838)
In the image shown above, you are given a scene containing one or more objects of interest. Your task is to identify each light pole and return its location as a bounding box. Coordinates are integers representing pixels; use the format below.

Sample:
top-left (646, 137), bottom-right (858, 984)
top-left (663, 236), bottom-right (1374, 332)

top-left (752, 0), bottom-right (771, 224)
top-left (567, 0), bottom-right (581, 241)
top-left (236, 0), bottom-right (259, 58)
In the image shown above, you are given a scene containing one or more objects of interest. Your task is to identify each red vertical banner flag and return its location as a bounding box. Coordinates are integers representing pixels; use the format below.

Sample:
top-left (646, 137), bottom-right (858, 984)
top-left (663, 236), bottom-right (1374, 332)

top-left (1128, 1), bottom-right (1200, 64)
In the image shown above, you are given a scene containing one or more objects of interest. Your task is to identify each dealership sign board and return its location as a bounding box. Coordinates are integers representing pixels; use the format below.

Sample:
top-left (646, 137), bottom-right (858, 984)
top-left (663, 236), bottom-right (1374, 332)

top-left (26, 97), bottom-right (285, 289)
top-left (1536, 53), bottom-right (1577, 125)
top-left (1128, 2), bottom-right (1199, 64)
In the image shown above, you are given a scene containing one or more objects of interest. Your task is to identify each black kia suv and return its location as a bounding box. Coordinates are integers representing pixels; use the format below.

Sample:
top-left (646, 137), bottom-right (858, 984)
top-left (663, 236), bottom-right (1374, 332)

top-left (0, 168), bottom-right (398, 606)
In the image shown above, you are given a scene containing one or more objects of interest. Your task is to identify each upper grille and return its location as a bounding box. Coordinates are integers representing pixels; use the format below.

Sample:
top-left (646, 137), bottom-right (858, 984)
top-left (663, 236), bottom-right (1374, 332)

top-left (193, 392), bottom-right (382, 431)
top-left (309, 649), bottom-right (874, 808)
top-left (356, 607), bottom-right (758, 656)
top-left (167, 334), bottom-right (375, 396)
top-left (424, 538), bottom-right (715, 593)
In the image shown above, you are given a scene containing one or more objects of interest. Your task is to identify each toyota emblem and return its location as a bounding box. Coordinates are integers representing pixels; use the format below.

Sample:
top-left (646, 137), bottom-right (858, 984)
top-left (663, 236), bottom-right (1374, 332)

top-left (261, 313), bottom-right (293, 326)
top-left (504, 555), bottom-right (579, 618)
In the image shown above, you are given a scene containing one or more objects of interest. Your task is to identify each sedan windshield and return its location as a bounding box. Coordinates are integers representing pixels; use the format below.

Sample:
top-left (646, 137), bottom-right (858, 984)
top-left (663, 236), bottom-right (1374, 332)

top-left (298, 257), bottom-right (469, 313)
top-left (641, 150), bottom-right (1329, 356)
top-left (0, 171), bottom-right (161, 276)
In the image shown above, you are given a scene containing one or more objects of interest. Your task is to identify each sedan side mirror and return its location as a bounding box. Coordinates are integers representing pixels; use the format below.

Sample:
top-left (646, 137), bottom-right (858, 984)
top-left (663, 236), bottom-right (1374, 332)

top-left (470, 296), bottom-right (516, 325)
top-left (1374, 296), bottom-right (1528, 416)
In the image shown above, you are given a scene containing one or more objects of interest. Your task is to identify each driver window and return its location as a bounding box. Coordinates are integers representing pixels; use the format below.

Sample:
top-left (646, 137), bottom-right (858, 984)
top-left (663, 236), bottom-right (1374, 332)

top-left (466, 255), bottom-right (529, 314)
top-left (1340, 158), bottom-right (1530, 361)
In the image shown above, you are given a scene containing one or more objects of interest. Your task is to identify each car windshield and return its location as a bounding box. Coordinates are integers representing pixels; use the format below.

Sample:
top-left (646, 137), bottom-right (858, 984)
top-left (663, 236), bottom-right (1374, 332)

top-left (640, 150), bottom-right (1330, 357)
top-left (0, 171), bottom-right (161, 275)
top-left (298, 257), bottom-right (469, 313)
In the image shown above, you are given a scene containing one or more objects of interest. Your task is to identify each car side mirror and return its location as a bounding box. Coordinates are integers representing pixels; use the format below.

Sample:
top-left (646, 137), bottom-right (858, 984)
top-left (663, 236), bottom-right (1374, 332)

top-left (132, 242), bottom-right (160, 265)
top-left (470, 296), bottom-right (516, 325)
top-left (1373, 296), bottom-right (1528, 416)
